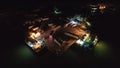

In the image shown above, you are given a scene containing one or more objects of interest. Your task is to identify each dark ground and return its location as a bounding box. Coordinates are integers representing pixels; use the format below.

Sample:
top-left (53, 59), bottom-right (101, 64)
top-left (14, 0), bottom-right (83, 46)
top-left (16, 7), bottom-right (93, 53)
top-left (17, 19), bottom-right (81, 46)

top-left (0, 0), bottom-right (120, 68)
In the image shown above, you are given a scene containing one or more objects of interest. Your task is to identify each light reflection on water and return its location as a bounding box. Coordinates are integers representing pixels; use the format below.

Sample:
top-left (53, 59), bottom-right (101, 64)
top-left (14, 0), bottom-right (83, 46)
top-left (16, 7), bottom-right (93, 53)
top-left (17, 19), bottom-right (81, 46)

top-left (12, 44), bottom-right (36, 64)
top-left (94, 41), bottom-right (111, 58)
top-left (11, 40), bottom-right (112, 64)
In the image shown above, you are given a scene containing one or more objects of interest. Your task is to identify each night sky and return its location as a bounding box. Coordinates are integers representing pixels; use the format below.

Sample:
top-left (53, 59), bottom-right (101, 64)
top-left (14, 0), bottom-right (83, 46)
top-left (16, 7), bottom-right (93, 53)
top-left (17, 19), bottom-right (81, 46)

top-left (0, 0), bottom-right (120, 68)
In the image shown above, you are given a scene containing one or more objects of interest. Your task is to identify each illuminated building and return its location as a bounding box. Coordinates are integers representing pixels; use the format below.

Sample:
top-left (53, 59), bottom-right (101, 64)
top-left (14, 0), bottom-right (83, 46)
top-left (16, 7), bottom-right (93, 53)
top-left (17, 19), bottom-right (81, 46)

top-left (88, 3), bottom-right (107, 14)
top-left (24, 10), bottom-right (98, 55)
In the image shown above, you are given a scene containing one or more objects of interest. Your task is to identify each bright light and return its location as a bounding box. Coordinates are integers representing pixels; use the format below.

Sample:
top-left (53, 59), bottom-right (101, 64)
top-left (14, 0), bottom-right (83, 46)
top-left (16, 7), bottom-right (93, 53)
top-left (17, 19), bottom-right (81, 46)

top-left (54, 10), bottom-right (61, 14)
top-left (35, 32), bottom-right (41, 38)
top-left (32, 27), bottom-right (39, 31)
top-left (76, 39), bottom-right (84, 46)
top-left (91, 7), bottom-right (98, 13)
top-left (34, 43), bottom-right (41, 49)
top-left (54, 8), bottom-right (62, 14)
top-left (86, 21), bottom-right (91, 27)
top-left (48, 35), bottom-right (54, 43)
top-left (70, 20), bottom-right (78, 24)
top-left (73, 15), bottom-right (84, 22)
top-left (83, 33), bottom-right (90, 41)
top-left (30, 32), bottom-right (36, 39)
top-left (37, 40), bottom-right (44, 44)
top-left (81, 25), bottom-right (86, 29)
top-left (69, 15), bottom-right (85, 25)
top-left (93, 36), bottom-right (98, 45)
top-left (27, 41), bottom-right (34, 48)
top-left (29, 32), bottom-right (41, 39)
top-left (99, 5), bottom-right (106, 10)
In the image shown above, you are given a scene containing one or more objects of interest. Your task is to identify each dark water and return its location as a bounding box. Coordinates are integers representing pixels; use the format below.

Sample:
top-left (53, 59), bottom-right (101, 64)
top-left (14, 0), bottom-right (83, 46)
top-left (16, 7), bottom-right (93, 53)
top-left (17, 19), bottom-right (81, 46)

top-left (1, 1), bottom-right (120, 68)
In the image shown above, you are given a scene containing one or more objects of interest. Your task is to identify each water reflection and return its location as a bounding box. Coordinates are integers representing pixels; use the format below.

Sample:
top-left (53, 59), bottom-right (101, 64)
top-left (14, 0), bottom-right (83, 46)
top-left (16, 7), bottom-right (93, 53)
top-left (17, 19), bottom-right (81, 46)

top-left (11, 40), bottom-right (112, 65)
top-left (94, 41), bottom-right (111, 58)
top-left (12, 44), bottom-right (36, 64)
